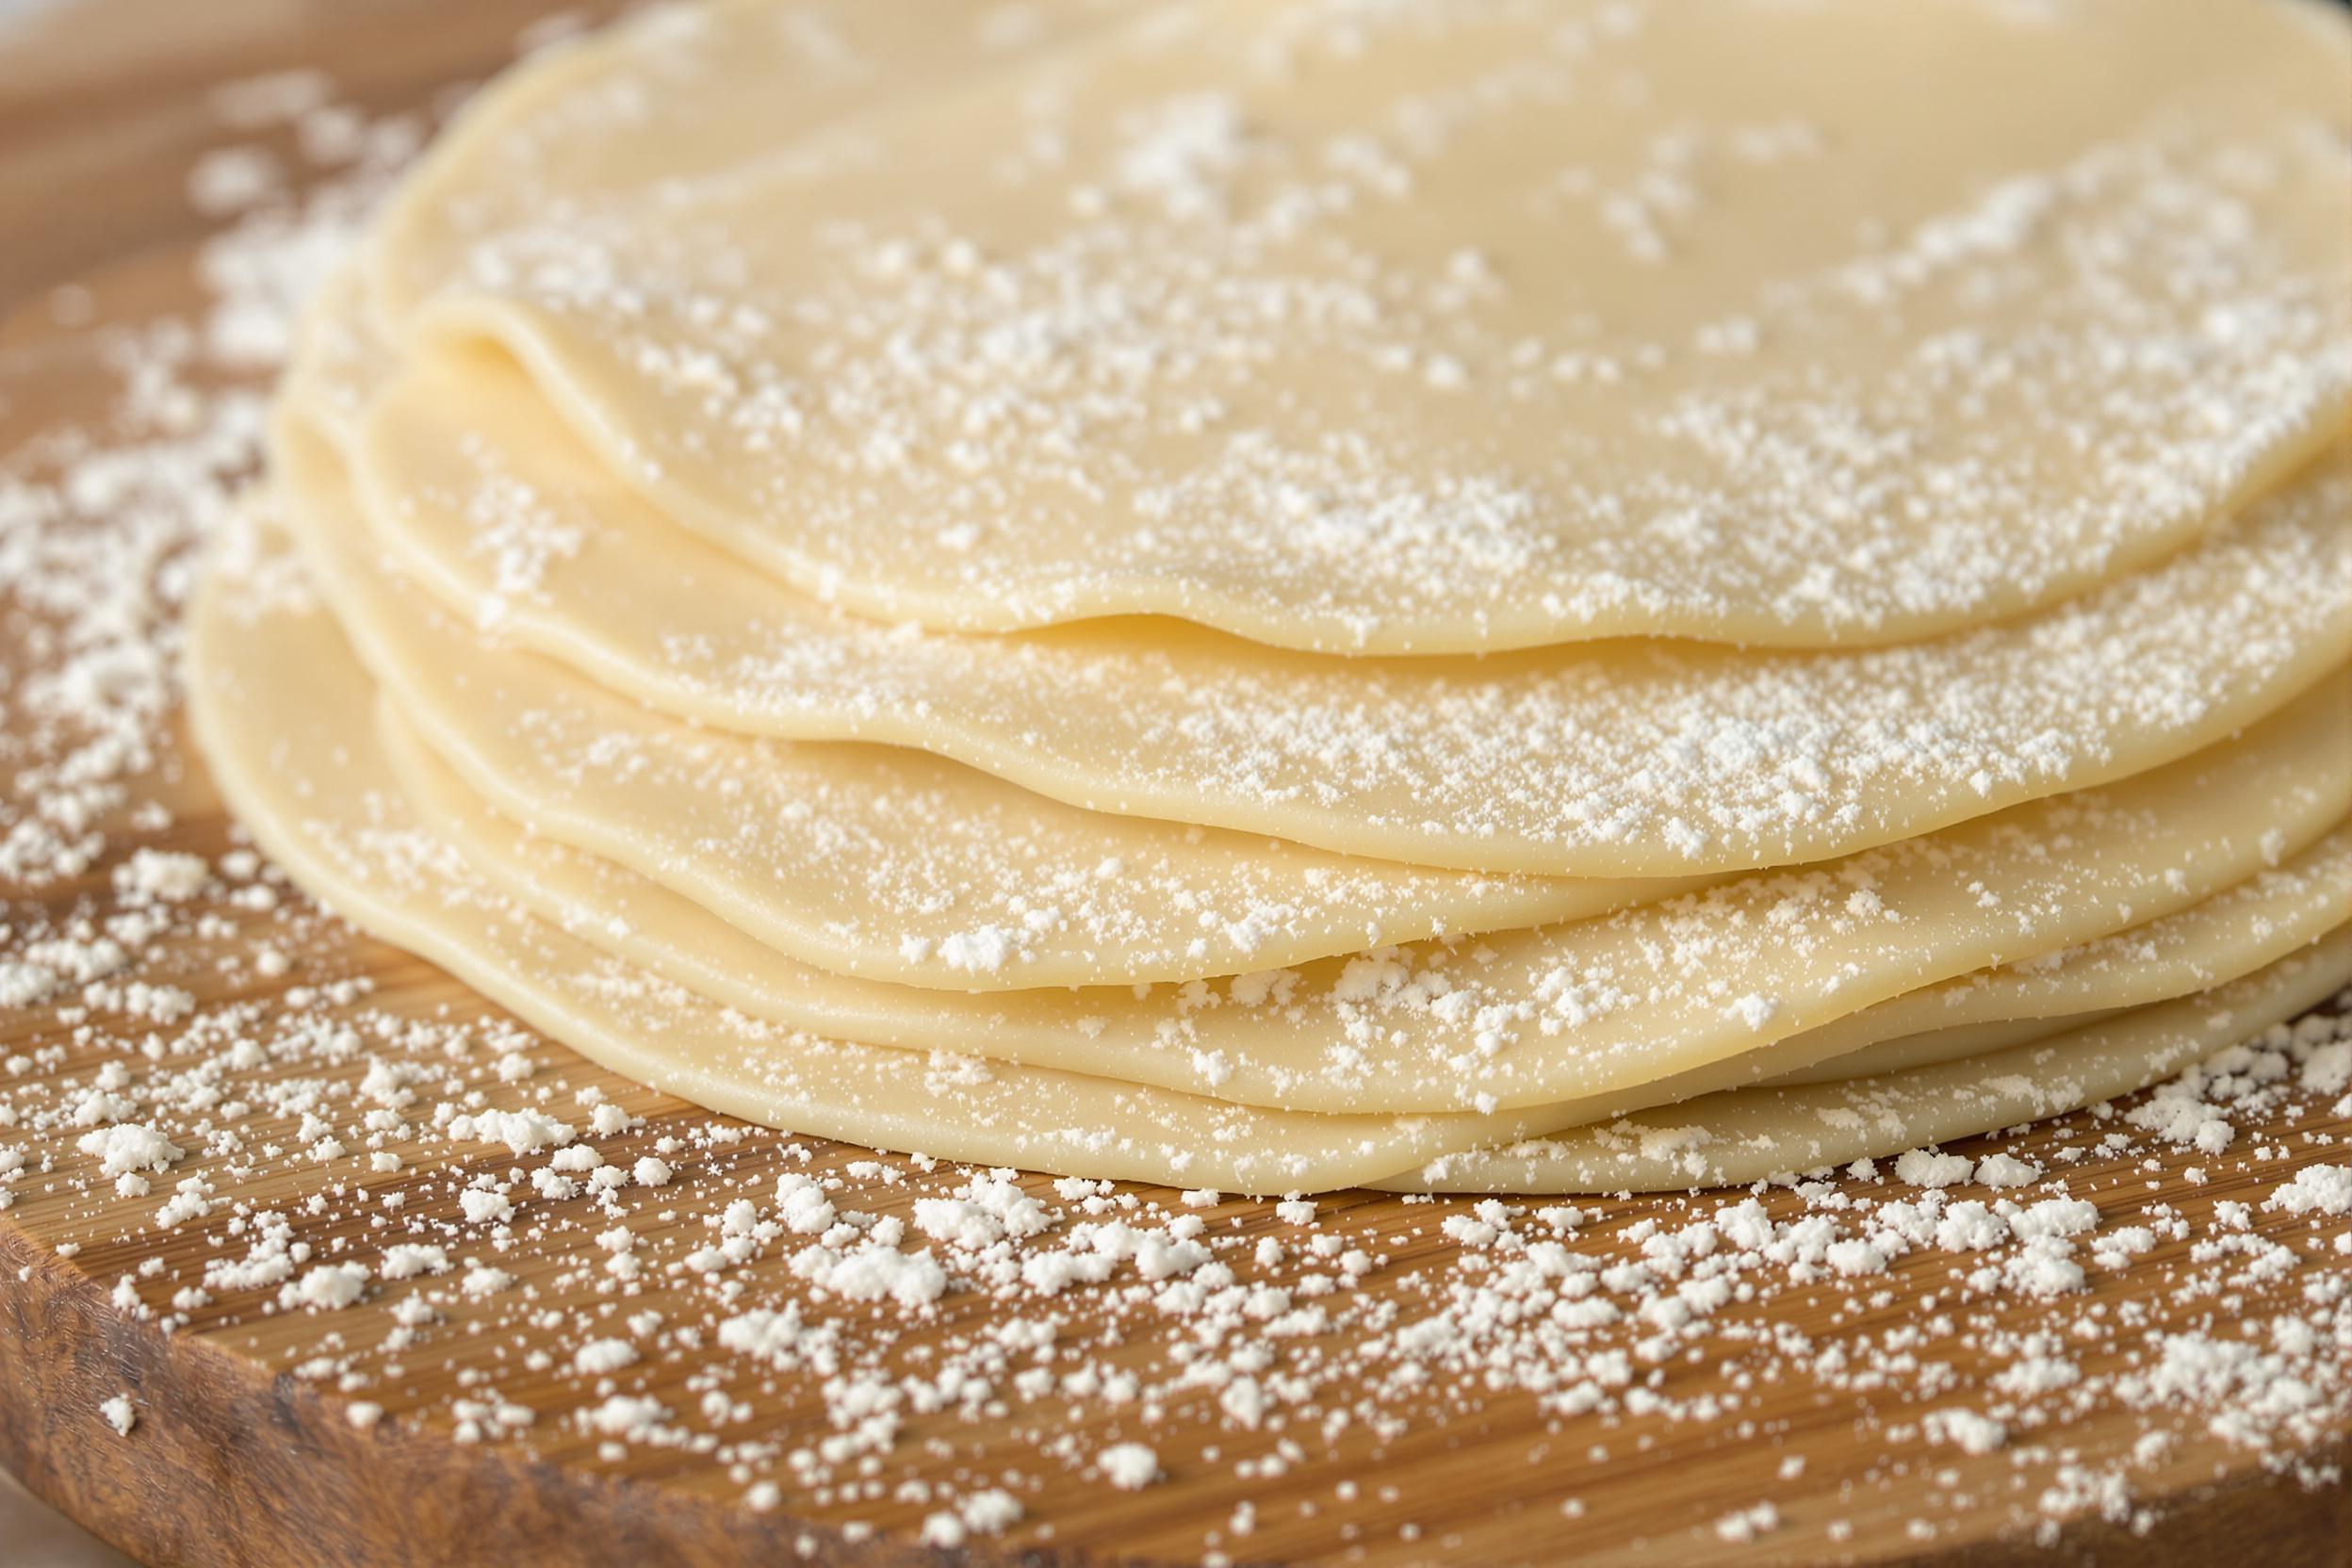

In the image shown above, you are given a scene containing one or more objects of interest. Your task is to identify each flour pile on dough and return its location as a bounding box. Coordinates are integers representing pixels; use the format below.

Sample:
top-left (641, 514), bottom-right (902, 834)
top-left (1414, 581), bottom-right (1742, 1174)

top-left (188, 0), bottom-right (2352, 1192)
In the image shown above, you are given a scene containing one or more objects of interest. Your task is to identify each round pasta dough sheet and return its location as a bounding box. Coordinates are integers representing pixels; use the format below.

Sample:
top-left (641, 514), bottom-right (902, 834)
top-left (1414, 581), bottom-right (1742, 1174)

top-left (1760, 1013), bottom-right (2115, 1089)
top-left (374, 0), bottom-right (2351, 654)
top-left (346, 338), bottom-right (2352, 877)
top-left (187, 531), bottom-right (2352, 1192)
top-left (1552, 819), bottom-right (2352, 1102)
top-left (1384, 925), bottom-right (2352, 1195)
top-left (384, 703), bottom-right (2352, 1120)
top-left (368, 0), bottom-right (1126, 326)
top-left (276, 415), bottom-right (1709, 991)
top-left (373, 703), bottom-right (2245, 1143)
top-left (1754, 835), bottom-right (2352, 1086)
top-left (182, 524), bottom-right (1633, 1190)
top-left (373, 632), bottom-right (2352, 1116)
top-left (195, 0), bottom-right (2352, 1198)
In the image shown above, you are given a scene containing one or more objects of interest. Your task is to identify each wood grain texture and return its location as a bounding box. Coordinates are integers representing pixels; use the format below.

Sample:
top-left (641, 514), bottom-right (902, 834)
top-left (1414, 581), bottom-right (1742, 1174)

top-left (0, 5), bottom-right (2348, 1566)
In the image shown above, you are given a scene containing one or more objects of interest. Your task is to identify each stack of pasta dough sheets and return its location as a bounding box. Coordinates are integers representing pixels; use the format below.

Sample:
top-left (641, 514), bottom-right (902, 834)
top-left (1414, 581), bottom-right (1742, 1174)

top-left (191, 0), bottom-right (2352, 1194)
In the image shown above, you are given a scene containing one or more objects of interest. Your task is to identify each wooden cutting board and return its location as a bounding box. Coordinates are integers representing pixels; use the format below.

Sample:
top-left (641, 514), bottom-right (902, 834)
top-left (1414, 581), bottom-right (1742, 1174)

top-left (0, 4), bottom-right (2346, 1565)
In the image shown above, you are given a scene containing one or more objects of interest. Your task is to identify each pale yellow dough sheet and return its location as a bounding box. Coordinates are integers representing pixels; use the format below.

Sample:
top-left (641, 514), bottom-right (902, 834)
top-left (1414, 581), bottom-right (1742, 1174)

top-left (366, 0), bottom-right (2351, 654)
top-left (1758, 1014), bottom-right (2112, 1092)
top-left (287, 399), bottom-right (2352, 1104)
top-left (197, 0), bottom-right (2352, 1197)
top-left (370, 0), bottom-right (1131, 335)
top-left (342, 340), bottom-right (2352, 876)
top-left (384, 696), bottom-right (2352, 1119)
top-left (1756, 848), bottom-right (2352, 1087)
top-left (362, 586), bottom-right (2352, 1113)
top-left (277, 416), bottom-right (1707, 990)
top-left (184, 528), bottom-right (1507, 1190)
top-left (187, 522), bottom-right (2352, 1191)
top-left (1389, 926), bottom-right (2352, 1194)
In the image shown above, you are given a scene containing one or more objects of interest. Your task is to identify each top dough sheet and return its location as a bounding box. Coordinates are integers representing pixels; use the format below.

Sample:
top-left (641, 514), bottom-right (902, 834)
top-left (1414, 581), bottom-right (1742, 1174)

top-left (365, 0), bottom-right (2352, 653)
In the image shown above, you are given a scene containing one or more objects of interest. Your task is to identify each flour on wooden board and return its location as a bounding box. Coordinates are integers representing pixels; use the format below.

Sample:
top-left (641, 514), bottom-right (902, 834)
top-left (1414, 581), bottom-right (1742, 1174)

top-left (0, 38), bottom-right (2348, 1566)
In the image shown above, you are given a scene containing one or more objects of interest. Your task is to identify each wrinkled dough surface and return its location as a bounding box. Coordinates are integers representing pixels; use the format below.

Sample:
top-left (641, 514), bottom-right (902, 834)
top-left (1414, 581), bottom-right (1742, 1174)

top-left (369, 0), bottom-right (2351, 653)
top-left (329, 336), bottom-right (2352, 878)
